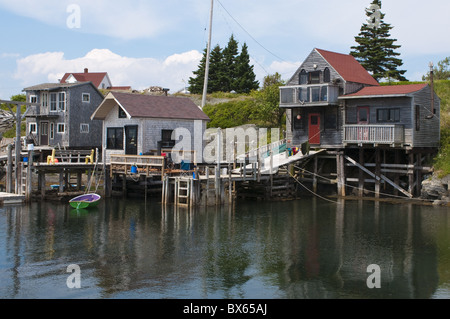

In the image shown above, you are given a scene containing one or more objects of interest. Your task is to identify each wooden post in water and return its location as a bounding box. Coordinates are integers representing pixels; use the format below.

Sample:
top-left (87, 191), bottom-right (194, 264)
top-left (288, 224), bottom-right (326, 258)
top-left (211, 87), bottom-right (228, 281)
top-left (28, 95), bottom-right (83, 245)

top-left (6, 144), bottom-right (12, 193)
top-left (358, 148), bottom-right (364, 197)
top-left (375, 149), bottom-right (381, 198)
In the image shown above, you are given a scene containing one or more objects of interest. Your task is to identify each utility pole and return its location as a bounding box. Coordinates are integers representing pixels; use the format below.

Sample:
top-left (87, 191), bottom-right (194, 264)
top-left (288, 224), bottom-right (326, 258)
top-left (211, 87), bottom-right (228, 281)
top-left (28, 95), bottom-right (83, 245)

top-left (201, 0), bottom-right (214, 109)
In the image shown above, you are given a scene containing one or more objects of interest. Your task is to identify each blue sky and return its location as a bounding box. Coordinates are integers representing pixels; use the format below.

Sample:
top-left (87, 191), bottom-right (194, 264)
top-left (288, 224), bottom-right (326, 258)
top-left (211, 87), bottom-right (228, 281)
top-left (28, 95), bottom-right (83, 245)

top-left (0, 0), bottom-right (449, 100)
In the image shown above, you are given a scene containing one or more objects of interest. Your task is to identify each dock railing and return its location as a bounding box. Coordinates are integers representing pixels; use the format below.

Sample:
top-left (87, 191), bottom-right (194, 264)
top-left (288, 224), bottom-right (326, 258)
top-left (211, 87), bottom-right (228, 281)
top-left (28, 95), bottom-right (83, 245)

top-left (110, 154), bottom-right (165, 180)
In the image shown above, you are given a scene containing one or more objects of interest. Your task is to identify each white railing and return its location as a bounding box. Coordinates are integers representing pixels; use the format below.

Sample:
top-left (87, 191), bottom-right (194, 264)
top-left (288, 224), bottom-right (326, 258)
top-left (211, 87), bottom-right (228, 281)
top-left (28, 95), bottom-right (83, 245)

top-left (343, 125), bottom-right (404, 145)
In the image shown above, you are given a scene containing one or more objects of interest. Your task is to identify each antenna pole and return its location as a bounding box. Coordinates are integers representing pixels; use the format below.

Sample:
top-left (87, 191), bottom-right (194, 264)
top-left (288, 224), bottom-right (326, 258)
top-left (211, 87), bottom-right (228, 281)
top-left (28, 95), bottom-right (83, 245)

top-left (201, 0), bottom-right (214, 109)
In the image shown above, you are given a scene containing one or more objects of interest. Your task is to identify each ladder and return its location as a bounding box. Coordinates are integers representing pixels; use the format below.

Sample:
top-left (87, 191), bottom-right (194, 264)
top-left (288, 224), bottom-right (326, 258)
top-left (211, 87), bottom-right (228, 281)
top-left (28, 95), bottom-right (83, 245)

top-left (20, 163), bottom-right (27, 195)
top-left (175, 177), bottom-right (190, 206)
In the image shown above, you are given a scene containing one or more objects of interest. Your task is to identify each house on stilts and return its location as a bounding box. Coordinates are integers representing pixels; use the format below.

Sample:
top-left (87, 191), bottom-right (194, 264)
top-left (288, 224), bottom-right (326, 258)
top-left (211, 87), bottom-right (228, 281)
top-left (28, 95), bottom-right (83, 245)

top-left (280, 48), bottom-right (440, 199)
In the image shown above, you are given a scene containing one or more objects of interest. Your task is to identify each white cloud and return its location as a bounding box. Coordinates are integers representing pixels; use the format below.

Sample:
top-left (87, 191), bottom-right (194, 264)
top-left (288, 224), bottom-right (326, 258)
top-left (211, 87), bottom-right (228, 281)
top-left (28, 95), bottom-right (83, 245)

top-left (14, 49), bottom-right (203, 92)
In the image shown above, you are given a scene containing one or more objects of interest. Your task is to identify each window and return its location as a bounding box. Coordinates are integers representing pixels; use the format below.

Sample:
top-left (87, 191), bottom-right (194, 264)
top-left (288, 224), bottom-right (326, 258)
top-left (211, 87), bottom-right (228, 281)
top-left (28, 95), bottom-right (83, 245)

top-left (118, 107), bottom-right (127, 118)
top-left (311, 87), bottom-right (320, 102)
top-left (57, 123), bottom-right (65, 134)
top-left (82, 93), bottom-right (90, 103)
top-left (50, 123), bottom-right (54, 139)
top-left (50, 93), bottom-right (57, 111)
top-left (298, 87), bottom-right (310, 103)
top-left (325, 109), bottom-right (338, 130)
top-left (309, 71), bottom-right (321, 84)
top-left (80, 123), bottom-right (89, 133)
top-left (29, 123), bottom-right (37, 134)
top-left (320, 86), bottom-right (328, 101)
top-left (299, 69), bottom-right (308, 85)
top-left (358, 107), bottom-right (369, 123)
top-left (323, 68), bottom-right (331, 83)
top-left (293, 109), bottom-right (304, 130)
top-left (377, 108), bottom-right (400, 122)
top-left (280, 88), bottom-right (294, 103)
top-left (41, 92), bottom-right (48, 109)
top-left (161, 129), bottom-right (175, 148)
top-left (107, 127), bottom-right (124, 149)
top-left (58, 92), bottom-right (66, 111)
top-left (415, 105), bottom-right (420, 131)
top-left (30, 95), bottom-right (37, 103)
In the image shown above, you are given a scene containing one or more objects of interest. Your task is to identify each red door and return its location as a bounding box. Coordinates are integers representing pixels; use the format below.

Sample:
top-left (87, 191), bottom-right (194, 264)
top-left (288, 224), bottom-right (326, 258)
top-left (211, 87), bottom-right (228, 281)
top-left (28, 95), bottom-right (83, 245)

top-left (357, 107), bottom-right (370, 141)
top-left (308, 113), bottom-right (321, 145)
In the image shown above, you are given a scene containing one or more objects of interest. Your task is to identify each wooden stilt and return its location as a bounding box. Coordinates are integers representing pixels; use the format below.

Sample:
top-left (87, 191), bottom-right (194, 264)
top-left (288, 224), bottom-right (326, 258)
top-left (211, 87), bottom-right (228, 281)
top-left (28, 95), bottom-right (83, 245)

top-left (375, 149), bottom-right (381, 198)
top-left (358, 148), bottom-right (364, 197)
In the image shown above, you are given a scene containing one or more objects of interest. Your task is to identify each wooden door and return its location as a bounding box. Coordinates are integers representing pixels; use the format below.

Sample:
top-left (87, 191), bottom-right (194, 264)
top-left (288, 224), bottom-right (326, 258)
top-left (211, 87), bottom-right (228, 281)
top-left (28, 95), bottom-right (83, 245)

top-left (308, 113), bottom-right (321, 145)
top-left (125, 125), bottom-right (138, 155)
top-left (357, 107), bottom-right (370, 141)
top-left (40, 121), bottom-right (49, 146)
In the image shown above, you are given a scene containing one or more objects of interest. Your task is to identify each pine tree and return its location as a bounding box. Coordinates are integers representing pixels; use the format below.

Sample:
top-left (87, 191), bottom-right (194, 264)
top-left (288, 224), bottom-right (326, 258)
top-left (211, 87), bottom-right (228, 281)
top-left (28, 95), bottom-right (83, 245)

top-left (234, 43), bottom-right (259, 94)
top-left (188, 47), bottom-right (207, 94)
top-left (350, 0), bottom-right (407, 82)
top-left (221, 34), bottom-right (239, 92)
top-left (207, 44), bottom-right (226, 93)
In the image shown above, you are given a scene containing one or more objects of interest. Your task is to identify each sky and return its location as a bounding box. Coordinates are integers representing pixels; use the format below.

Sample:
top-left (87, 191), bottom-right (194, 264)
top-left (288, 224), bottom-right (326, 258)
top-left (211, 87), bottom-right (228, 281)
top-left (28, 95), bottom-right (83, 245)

top-left (0, 0), bottom-right (449, 100)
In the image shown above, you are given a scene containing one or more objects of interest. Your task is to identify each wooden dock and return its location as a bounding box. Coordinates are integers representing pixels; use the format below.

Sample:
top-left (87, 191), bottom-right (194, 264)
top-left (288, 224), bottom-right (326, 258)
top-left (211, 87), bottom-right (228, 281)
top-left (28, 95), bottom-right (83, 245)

top-left (0, 192), bottom-right (25, 205)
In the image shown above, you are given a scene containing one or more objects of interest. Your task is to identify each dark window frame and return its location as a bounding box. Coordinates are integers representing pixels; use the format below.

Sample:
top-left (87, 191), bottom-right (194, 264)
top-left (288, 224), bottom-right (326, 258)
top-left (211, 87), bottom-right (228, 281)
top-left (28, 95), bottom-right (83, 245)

top-left (106, 127), bottom-right (124, 149)
top-left (118, 107), bottom-right (127, 118)
top-left (376, 108), bottom-right (400, 123)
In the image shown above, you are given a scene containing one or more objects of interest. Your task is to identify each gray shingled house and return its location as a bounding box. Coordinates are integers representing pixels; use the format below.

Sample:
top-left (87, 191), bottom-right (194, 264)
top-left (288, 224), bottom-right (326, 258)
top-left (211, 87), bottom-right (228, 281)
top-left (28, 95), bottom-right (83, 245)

top-left (23, 82), bottom-right (104, 149)
top-left (91, 91), bottom-right (210, 163)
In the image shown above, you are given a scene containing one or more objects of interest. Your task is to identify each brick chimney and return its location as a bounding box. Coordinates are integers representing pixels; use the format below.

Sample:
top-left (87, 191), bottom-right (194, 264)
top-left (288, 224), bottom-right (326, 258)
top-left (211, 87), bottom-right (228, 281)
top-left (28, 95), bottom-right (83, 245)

top-left (84, 68), bottom-right (88, 73)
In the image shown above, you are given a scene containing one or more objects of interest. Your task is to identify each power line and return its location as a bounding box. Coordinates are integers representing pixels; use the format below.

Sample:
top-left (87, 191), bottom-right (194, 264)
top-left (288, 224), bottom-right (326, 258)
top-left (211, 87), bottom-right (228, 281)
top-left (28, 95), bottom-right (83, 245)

top-left (215, 0), bottom-right (294, 65)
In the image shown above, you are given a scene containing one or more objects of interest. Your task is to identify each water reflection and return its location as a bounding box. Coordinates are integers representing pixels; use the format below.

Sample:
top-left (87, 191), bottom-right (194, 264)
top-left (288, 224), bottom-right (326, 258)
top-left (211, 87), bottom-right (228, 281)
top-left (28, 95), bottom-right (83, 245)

top-left (0, 197), bottom-right (449, 298)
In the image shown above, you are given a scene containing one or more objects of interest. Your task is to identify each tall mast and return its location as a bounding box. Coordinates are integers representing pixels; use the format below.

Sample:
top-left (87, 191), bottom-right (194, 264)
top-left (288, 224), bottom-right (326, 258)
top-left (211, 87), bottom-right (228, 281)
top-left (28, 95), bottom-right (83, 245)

top-left (201, 0), bottom-right (214, 109)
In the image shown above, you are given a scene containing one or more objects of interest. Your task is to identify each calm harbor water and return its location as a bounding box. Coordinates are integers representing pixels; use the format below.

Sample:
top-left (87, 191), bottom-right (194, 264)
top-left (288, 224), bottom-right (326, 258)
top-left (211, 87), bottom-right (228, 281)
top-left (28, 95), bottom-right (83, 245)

top-left (1, 196), bottom-right (450, 299)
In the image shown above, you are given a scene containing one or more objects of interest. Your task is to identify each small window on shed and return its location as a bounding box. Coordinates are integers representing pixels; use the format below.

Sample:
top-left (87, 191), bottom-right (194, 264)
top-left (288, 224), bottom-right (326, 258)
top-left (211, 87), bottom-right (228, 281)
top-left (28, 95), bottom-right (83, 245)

top-left (118, 107), bottom-right (127, 118)
top-left (82, 93), bottom-right (90, 103)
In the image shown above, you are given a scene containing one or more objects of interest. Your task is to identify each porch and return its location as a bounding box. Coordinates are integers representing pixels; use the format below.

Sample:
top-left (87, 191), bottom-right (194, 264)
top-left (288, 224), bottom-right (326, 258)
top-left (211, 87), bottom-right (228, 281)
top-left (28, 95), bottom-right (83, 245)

top-left (343, 124), bottom-right (404, 146)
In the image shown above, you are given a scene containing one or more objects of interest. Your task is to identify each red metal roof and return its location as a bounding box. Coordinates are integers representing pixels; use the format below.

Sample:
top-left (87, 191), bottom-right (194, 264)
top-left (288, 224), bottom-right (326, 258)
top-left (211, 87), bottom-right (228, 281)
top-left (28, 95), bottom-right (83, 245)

top-left (342, 83), bottom-right (428, 98)
top-left (315, 48), bottom-right (380, 86)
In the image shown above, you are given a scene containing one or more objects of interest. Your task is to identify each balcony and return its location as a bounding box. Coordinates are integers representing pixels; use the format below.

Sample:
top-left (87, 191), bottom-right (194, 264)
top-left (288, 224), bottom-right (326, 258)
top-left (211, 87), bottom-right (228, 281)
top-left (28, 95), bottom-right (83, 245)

top-left (25, 105), bottom-right (60, 118)
top-left (343, 125), bottom-right (404, 146)
top-left (279, 84), bottom-right (339, 107)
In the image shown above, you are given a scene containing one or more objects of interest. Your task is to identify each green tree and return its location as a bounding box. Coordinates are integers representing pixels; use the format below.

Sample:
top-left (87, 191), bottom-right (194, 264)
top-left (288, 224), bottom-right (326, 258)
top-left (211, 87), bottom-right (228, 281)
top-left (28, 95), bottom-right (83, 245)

top-left (221, 34), bottom-right (239, 92)
top-left (423, 57), bottom-right (450, 81)
top-left (350, 0), bottom-right (407, 82)
top-left (207, 44), bottom-right (226, 93)
top-left (0, 93), bottom-right (26, 138)
top-left (188, 47), bottom-right (208, 94)
top-left (234, 43), bottom-right (259, 94)
top-left (250, 73), bottom-right (285, 128)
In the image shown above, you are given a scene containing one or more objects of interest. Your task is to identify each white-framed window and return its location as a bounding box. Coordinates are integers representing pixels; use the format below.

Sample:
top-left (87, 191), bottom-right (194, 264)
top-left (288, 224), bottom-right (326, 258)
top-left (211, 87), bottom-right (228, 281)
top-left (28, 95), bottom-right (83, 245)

top-left (50, 93), bottom-right (57, 111)
top-left (57, 123), bottom-right (65, 134)
top-left (29, 95), bottom-right (37, 103)
top-left (82, 93), bottom-right (90, 103)
top-left (29, 123), bottom-right (37, 134)
top-left (41, 92), bottom-right (48, 109)
top-left (50, 123), bottom-right (54, 139)
top-left (80, 123), bottom-right (89, 133)
top-left (58, 92), bottom-right (66, 111)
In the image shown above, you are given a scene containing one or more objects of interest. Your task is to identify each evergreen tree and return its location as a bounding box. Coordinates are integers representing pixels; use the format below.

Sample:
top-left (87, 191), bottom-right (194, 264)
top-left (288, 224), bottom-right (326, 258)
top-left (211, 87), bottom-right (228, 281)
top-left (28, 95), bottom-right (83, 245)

top-left (350, 0), bottom-right (407, 82)
top-left (221, 34), bottom-right (239, 92)
top-left (234, 43), bottom-right (259, 93)
top-left (189, 36), bottom-right (259, 94)
top-left (188, 47), bottom-right (207, 94)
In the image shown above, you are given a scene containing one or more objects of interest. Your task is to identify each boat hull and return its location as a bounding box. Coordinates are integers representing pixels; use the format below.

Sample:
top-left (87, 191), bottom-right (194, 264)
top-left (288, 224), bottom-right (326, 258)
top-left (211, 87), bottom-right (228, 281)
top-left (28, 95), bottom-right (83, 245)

top-left (69, 193), bottom-right (101, 209)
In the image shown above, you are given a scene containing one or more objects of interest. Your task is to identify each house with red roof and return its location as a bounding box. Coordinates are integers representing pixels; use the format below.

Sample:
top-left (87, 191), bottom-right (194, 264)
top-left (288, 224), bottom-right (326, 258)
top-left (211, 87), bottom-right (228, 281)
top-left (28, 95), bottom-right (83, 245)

top-left (280, 48), bottom-right (440, 149)
top-left (91, 91), bottom-right (210, 163)
top-left (60, 68), bottom-right (131, 91)
top-left (280, 48), bottom-right (441, 198)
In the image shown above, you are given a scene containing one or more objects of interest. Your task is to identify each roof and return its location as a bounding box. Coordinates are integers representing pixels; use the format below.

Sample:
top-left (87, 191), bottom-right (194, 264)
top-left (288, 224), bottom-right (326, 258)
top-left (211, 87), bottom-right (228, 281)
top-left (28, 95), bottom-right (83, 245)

top-left (91, 92), bottom-right (210, 121)
top-left (23, 82), bottom-right (98, 92)
top-left (315, 48), bottom-right (380, 86)
top-left (60, 70), bottom-right (108, 88)
top-left (340, 83), bottom-right (428, 99)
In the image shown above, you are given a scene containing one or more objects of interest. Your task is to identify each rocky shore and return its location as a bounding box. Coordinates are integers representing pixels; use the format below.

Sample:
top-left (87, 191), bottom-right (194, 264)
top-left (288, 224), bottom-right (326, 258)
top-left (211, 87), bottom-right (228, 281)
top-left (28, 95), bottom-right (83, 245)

top-left (421, 174), bottom-right (450, 206)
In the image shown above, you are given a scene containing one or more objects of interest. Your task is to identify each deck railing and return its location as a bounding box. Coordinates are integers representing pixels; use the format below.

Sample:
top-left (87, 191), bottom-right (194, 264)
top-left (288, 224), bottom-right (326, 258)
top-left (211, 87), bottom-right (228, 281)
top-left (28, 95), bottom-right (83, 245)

top-left (110, 154), bottom-right (165, 180)
top-left (343, 125), bottom-right (404, 145)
